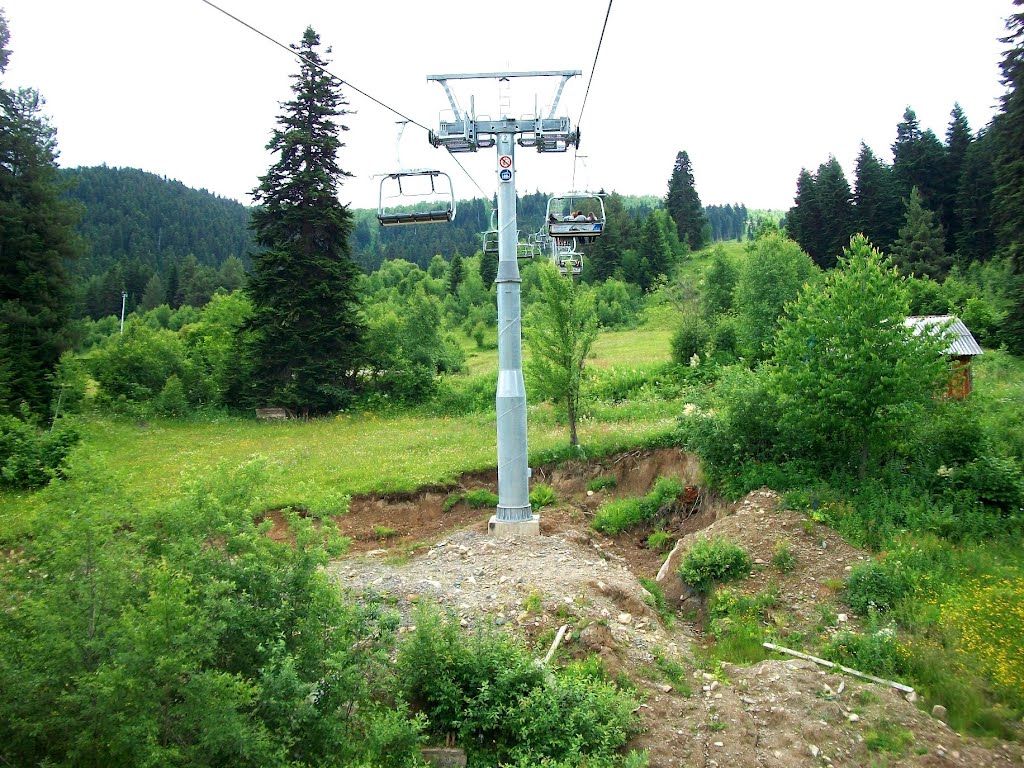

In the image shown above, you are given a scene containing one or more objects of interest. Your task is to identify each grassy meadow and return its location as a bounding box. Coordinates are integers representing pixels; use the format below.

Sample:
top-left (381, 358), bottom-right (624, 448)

top-left (0, 320), bottom-right (682, 541)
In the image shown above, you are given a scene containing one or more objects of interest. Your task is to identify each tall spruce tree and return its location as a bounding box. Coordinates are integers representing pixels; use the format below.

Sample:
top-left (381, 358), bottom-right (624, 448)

top-left (0, 12), bottom-right (80, 414)
top-left (244, 27), bottom-right (363, 412)
top-left (665, 150), bottom-right (708, 250)
top-left (853, 143), bottom-right (903, 253)
top-left (892, 107), bottom-right (946, 209)
top-left (892, 187), bottom-right (950, 278)
top-left (992, 0), bottom-right (1024, 353)
top-left (942, 103), bottom-right (973, 253)
top-left (956, 129), bottom-right (997, 263)
top-left (813, 156), bottom-right (856, 269)
top-left (785, 168), bottom-right (823, 262)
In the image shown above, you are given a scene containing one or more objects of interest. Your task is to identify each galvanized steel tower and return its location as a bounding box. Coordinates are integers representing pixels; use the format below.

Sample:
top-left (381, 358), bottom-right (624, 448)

top-left (427, 71), bottom-right (581, 534)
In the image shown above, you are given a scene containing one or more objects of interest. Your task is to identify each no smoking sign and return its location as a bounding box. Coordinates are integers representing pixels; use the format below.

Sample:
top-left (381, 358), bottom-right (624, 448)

top-left (498, 155), bottom-right (512, 169)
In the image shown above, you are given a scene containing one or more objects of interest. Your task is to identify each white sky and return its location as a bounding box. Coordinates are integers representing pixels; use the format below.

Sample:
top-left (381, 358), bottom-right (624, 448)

top-left (1, 0), bottom-right (1012, 212)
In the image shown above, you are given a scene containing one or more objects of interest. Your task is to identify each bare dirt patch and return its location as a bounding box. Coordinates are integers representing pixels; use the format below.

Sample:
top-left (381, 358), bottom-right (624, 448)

top-left (318, 449), bottom-right (1022, 768)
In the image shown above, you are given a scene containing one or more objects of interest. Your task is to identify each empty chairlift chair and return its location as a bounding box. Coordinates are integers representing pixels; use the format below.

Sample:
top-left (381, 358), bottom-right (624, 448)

top-left (377, 170), bottom-right (456, 226)
top-left (546, 193), bottom-right (605, 243)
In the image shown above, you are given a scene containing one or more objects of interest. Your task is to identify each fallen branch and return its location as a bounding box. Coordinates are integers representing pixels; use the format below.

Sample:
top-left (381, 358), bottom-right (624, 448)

top-left (762, 642), bottom-right (914, 694)
top-left (537, 624), bottom-right (569, 666)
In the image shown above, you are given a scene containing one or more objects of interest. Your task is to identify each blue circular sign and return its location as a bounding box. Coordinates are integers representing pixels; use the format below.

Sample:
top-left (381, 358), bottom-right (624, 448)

top-left (499, 168), bottom-right (512, 182)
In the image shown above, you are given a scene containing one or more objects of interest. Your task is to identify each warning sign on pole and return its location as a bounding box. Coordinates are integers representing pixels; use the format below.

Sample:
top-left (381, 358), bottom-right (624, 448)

top-left (498, 155), bottom-right (512, 169)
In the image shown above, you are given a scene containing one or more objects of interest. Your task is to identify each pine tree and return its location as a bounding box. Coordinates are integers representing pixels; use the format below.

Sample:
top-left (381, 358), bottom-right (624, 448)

top-left (447, 252), bottom-right (464, 294)
top-left (892, 107), bottom-right (947, 209)
top-left (813, 156), bottom-right (856, 269)
top-left (0, 12), bottom-right (80, 413)
top-left (991, 0), bottom-right (1024, 353)
top-left (942, 103), bottom-right (973, 252)
top-left (786, 168), bottom-right (824, 263)
top-left (244, 27), bottom-right (363, 413)
top-left (665, 150), bottom-right (708, 250)
top-left (956, 129), bottom-right (997, 263)
top-left (479, 247), bottom-right (498, 287)
top-left (854, 143), bottom-right (902, 253)
top-left (993, 0), bottom-right (1024, 263)
top-left (892, 187), bottom-right (950, 278)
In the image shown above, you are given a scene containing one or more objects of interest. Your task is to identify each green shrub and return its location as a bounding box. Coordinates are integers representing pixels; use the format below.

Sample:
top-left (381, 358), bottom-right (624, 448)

top-left (588, 475), bottom-right (617, 492)
top-left (639, 577), bottom-right (673, 625)
top-left (705, 586), bottom-right (777, 665)
top-left (678, 537), bottom-right (752, 593)
top-left (463, 489), bottom-right (499, 508)
top-left (0, 415), bottom-right (80, 489)
top-left (153, 374), bottom-right (191, 417)
top-left (591, 477), bottom-right (683, 535)
top-left (951, 455), bottom-right (1024, 513)
top-left (824, 626), bottom-right (911, 681)
top-left (530, 483), bottom-right (557, 511)
top-left (845, 559), bottom-right (914, 615)
top-left (0, 458), bottom-right (408, 768)
top-left (670, 315), bottom-right (710, 365)
top-left (864, 718), bottom-right (915, 756)
top-left (646, 530), bottom-right (674, 553)
top-left (442, 492), bottom-right (462, 512)
top-left (771, 539), bottom-right (796, 573)
top-left (396, 608), bottom-right (640, 765)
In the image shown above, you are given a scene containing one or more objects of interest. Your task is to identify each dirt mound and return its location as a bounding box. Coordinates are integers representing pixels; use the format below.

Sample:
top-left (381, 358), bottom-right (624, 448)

top-left (322, 450), bottom-right (1022, 768)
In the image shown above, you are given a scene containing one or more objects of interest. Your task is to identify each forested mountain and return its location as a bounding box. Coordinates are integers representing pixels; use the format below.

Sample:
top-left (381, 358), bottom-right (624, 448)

top-left (62, 166), bottom-right (254, 276)
top-left (350, 190), bottom-right (662, 272)
top-left (60, 162), bottom-right (737, 317)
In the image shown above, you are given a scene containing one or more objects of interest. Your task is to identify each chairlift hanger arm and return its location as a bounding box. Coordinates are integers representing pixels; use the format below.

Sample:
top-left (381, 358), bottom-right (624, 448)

top-left (427, 70), bottom-right (582, 81)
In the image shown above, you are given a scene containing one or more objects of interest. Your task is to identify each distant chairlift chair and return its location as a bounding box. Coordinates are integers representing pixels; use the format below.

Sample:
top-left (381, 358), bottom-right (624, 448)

top-left (377, 169), bottom-right (456, 226)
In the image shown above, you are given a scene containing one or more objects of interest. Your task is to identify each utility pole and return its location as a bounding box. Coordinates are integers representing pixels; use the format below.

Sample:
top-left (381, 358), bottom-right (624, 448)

top-left (119, 290), bottom-right (128, 335)
top-left (428, 70), bottom-right (581, 536)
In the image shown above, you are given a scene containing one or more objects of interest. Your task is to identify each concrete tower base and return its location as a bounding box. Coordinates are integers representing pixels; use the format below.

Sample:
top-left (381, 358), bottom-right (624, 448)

top-left (488, 514), bottom-right (541, 537)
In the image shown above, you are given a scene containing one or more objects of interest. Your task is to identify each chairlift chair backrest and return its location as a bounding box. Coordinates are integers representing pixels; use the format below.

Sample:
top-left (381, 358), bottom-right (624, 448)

top-left (546, 193), bottom-right (605, 239)
top-left (377, 169), bottom-right (456, 227)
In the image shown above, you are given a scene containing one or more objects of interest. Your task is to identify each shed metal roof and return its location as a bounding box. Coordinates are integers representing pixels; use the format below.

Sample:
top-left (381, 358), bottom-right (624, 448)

top-left (904, 315), bottom-right (983, 356)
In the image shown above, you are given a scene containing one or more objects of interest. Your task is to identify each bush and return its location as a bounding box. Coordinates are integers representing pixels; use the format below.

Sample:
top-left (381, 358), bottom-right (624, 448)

top-left (0, 458), bottom-right (409, 768)
top-left (591, 477), bottom-right (683, 535)
top-left (670, 315), bottom-right (710, 365)
top-left (771, 539), bottom-right (796, 573)
top-left (951, 455), bottom-right (1024, 514)
top-left (845, 559), bottom-right (914, 615)
top-left (397, 608), bottom-right (640, 765)
top-left (678, 537), bottom-right (752, 593)
top-left (0, 414), bottom-right (80, 489)
top-left (530, 483), bottom-right (557, 511)
top-left (824, 626), bottom-right (912, 681)
top-left (463, 489), bottom-right (499, 508)
top-left (646, 530), bottom-right (674, 552)
top-left (588, 475), bottom-right (617, 492)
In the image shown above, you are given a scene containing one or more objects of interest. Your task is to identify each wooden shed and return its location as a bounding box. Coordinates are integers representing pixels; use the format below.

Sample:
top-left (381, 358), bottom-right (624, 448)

top-left (904, 315), bottom-right (983, 399)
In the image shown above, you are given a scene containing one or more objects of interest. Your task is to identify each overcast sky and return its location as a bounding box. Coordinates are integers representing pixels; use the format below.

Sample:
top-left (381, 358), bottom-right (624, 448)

top-left (1, 1), bottom-right (1012, 212)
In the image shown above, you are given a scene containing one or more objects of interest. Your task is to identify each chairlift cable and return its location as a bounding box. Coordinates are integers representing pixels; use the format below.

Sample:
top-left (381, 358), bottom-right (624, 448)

top-left (577, 0), bottom-right (613, 128)
top-left (572, 0), bottom-right (613, 189)
top-left (199, 0), bottom-right (431, 131)
top-left (198, 0), bottom-right (492, 211)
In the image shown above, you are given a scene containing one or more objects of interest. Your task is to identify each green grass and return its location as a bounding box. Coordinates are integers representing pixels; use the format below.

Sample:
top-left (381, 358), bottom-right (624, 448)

top-left (0, 402), bottom-right (676, 541)
top-left (972, 350), bottom-right (1024, 461)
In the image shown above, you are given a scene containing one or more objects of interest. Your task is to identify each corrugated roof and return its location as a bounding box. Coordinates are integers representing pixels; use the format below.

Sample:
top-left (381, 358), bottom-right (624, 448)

top-left (904, 315), bottom-right (983, 356)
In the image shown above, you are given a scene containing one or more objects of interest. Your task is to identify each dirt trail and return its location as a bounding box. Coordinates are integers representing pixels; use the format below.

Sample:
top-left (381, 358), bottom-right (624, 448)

top-left (320, 448), bottom-right (1022, 768)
